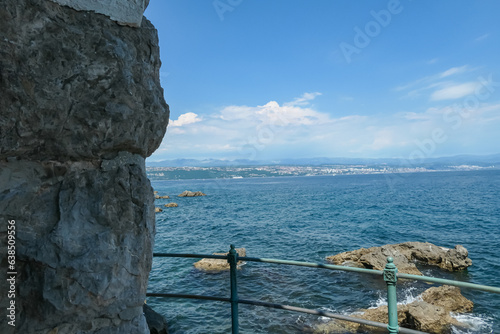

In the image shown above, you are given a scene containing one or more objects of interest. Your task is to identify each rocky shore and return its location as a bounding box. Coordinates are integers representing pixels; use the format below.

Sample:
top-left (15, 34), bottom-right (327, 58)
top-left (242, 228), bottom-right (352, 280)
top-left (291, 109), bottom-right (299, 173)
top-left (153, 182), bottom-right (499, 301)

top-left (315, 285), bottom-right (473, 334)
top-left (153, 190), bottom-right (205, 213)
top-left (320, 242), bottom-right (475, 333)
top-left (326, 241), bottom-right (472, 275)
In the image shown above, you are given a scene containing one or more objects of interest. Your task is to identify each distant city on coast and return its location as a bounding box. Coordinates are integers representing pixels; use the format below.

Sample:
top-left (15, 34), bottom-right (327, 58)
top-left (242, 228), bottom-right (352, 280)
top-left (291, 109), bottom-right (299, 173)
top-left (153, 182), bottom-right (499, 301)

top-left (146, 154), bottom-right (500, 180)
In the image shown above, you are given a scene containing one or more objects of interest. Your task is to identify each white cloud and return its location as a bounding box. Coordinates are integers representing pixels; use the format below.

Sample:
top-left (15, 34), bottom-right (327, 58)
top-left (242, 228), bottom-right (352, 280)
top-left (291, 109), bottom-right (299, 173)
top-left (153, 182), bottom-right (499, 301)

top-left (170, 112), bottom-right (202, 127)
top-left (284, 92), bottom-right (322, 107)
top-left (150, 91), bottom-right (500, 161)
top-left (339, 96), bottom-right (354, 102)
top-left (439, 66), bottom-right (468, 78)
top-left (369, 129), bottom-right (396, 150)
top-left (395, 65), bottom-right (472, 98)
top-left (430, 82), bottom-right (478, 101)
top-left (475, 33), bottom-right (489, 42)
top-left (219, 97), bottom-right (329, 126)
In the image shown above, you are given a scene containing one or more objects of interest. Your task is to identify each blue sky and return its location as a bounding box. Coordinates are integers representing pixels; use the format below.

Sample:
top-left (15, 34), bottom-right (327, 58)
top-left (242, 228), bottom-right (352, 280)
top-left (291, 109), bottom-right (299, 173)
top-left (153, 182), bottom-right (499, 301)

top-left (144, 0), bottom-right (500, 162)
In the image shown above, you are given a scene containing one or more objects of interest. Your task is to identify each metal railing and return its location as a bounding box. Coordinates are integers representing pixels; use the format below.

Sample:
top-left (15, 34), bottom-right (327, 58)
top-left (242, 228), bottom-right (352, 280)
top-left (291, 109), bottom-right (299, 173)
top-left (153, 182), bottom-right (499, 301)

top-left (147, 245), bottom-right (500, 334)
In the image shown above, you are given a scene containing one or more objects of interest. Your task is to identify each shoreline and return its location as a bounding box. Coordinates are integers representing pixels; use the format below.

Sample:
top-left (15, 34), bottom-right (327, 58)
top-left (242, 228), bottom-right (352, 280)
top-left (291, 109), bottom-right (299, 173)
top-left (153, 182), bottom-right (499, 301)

top-left (147, 165), bottom-right (499, 181)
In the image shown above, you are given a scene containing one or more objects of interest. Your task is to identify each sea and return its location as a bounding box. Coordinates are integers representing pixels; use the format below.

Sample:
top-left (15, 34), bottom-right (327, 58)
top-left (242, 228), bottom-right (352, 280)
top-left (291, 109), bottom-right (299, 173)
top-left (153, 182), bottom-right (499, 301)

top-left (147, 170), bottom-right (500, 334)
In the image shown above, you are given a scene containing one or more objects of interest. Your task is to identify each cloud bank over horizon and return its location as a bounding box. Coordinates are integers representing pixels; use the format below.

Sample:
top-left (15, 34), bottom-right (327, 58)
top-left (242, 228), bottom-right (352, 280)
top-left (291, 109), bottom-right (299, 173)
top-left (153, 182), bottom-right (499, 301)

top-left (150, 66), bottom-right (500, 162)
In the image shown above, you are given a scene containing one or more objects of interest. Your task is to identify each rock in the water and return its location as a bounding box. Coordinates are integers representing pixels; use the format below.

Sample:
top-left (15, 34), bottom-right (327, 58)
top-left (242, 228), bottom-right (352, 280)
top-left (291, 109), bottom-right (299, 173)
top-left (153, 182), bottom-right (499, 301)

top-left (315, 285), bottom-right (473, 334)
top-left (0, 0), bottom-right (169, 333)
top-left (178, 190), bottom-right (206, 197)
top-left (326, 242), bottom-right (472, 275)
top-left (155, 195), bottom-right (170, 199)
top-left (155, 207), bottom-right (163, 213)
top-left (164, 203), bottom-right (178, 208)
top-left (143, 304), bottom-right (168, 334)
top-left (194, 248), bottom-right (246, 271)
top-left (420, 285), bottom-right (473, 313)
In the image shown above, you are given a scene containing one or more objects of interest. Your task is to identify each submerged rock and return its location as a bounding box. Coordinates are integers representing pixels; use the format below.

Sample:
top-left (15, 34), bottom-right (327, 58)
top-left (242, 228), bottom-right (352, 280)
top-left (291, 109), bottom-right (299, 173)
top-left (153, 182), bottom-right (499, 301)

top-left (194, 248), bottom-right (246, 271)
top-left (326, 242), bottom-right (472, 275)
top-left (164, 203), bottom-right (178, 208)
top-left (143, 303), bottom-right (169, 334)
top-left (178, 190), bottom-right (206, 197)
top-left (315, 285), bottom-right (473, 334)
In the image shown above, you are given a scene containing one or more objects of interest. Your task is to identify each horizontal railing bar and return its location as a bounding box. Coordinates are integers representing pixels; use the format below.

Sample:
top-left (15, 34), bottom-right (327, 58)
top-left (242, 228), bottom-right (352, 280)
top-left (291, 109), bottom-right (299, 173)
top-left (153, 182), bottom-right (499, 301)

top-left (240, 256), bottom-right (384, 276)
top-left (153, 253), bottom-right (227, 260)
top-left (152, 253), bottom-right (500, 294)
top-left (153, 253), bottom-right (383, 275)
top-left (146, 292), bottom-right (427, 334)
top-left (146, 293), bottom-right (230, 303)
top-left (397, 273), bottom-right (500, 294)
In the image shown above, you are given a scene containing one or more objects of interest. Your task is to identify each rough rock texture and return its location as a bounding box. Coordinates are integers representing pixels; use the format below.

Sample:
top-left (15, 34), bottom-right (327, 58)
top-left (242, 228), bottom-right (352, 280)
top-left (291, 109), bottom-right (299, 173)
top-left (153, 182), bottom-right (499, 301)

top-left (0, 0), bottom-right (169, 333)
top-left (194, 248), bottom-right (247, 271)
top-left (49, 0), bottom-right (150, 27)
top-left (315, 285), bottom-right (474, 334)
top-left (164, 203), bottom-right (178, 208)
top-left (0, 0), bottom-right (168, 161)
top-left (178, 191), bottom-right (206, 197)
top-left (326, 242), bottom-right (472, 275)
top-left (143, 304), bottom-right (168, 334)
top-left (155, 207), bottom-right (163, 213)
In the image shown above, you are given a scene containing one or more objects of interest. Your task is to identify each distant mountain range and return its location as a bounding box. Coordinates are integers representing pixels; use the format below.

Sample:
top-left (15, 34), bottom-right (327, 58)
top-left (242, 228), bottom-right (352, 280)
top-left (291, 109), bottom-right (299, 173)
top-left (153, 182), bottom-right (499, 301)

top-left (146, 154), bottom-right (500, 168)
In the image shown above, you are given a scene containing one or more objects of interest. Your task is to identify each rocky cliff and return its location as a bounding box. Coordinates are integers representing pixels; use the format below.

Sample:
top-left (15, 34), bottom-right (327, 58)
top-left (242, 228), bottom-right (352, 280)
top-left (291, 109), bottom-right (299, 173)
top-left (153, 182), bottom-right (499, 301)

top-left (0, 0), bottom-right (169, 333)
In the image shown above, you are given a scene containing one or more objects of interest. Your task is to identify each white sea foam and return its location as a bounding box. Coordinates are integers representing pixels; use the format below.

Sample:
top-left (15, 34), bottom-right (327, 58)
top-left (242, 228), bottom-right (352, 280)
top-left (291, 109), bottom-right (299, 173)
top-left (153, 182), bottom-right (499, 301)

top-left (450, 313), bottom-right (493, 334)
top-left (318, 296), bottom-right (494, 334)
top-left (316, 307), bottom-right (363, 322)
top-left (370, 286), bottom-right (422, 309)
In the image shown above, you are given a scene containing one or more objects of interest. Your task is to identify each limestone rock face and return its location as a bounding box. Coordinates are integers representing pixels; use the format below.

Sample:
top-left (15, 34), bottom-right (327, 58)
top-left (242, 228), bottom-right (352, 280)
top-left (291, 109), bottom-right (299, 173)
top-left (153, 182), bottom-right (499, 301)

top-left (0, 0), bottom-right (169, 333)
top-left (1, 154), bottom-right (155, 333)
top-left (0, 0), bottom-right (169, 161)
top-left (326, 242), bottom-right (472, 275)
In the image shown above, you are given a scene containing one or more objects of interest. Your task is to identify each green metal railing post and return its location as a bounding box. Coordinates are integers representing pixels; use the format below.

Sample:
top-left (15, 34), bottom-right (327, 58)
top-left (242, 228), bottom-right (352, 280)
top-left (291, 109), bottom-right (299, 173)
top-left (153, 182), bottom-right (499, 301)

top-left (384, 257), bottom-right (399, 334)
top-left (228, 245), bottom-right (239, 334)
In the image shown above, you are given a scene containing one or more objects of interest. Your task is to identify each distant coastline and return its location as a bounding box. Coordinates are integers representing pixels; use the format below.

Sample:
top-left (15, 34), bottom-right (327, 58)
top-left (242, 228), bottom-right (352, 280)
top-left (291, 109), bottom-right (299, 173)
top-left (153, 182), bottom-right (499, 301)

top-left (146, 154), bottom-right (500, 180)
top-left (146, 164), bottom-right (499, 180)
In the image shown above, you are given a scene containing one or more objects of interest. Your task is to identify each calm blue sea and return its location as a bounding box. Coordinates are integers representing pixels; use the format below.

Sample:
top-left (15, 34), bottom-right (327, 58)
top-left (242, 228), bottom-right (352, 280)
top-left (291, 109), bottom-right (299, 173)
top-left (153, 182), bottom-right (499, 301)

top-left (147, 170), bottom-right (500, 334)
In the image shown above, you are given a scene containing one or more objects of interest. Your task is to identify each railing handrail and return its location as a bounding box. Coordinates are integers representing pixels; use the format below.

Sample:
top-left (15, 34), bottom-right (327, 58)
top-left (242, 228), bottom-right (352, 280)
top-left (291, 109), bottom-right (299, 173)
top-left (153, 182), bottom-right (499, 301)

top-left (149, 248), bottom-right (500, 333)
top-left (152, 252), bottom-right (500, 294)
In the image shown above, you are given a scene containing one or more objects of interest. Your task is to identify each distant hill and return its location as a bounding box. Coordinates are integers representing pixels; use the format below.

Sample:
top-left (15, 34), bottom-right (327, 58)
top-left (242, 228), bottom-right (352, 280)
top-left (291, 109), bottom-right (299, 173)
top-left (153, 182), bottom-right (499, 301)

top-left (146, 154), bottom-right (500, 168)
top-left (146, 158), bottom-right (267, 167)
